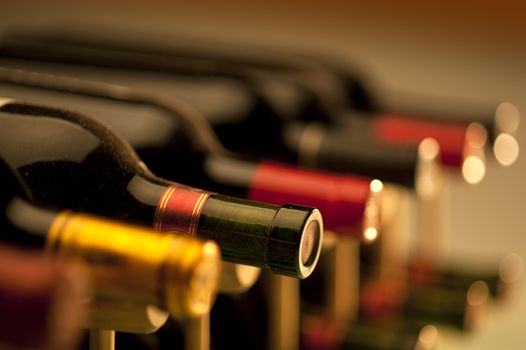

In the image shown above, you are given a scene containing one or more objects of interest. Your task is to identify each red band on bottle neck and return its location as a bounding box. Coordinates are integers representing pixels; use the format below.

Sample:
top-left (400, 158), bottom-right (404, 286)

top-left (373, 113), bottom-right (467, 168)
top-left (154, 186), bottom-right (209, 237)
top-left (248, 161), bottom-right (371, 237)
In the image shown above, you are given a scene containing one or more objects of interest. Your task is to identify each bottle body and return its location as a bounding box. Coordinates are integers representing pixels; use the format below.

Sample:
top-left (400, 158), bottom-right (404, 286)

top-left (0, 31), bottom-right (512, 166)
top-left (0, 42), bottom-right (422, 190)
top-left (301, 313), bottom-right (438, 350)
top-left (0, 152), bottom-right (221, 319)
top-left (359, 279), bottom-right (489, 331)
top-left (0, 101), bottom-right (323, 278)
top-left (0, 69), bottom-right (379, 239)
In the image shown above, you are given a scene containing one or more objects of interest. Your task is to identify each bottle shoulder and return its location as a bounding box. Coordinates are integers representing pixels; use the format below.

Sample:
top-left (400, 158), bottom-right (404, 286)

top-left (0, 103), bottom-right (168, 219)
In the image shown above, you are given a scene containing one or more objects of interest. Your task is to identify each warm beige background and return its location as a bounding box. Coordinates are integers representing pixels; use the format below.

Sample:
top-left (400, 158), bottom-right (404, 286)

top-left (1, 1), bottom-right (525, 348)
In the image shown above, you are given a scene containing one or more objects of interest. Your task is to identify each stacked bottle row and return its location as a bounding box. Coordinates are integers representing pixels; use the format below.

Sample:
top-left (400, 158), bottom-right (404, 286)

top-left (0, 27), bottom-right (521, 350)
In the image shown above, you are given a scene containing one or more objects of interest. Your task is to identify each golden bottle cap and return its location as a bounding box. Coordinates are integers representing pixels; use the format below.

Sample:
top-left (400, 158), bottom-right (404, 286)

top-left (46, 212), bottom-right (221, 319)
top-left (164, 237), bottom-right (221, 318)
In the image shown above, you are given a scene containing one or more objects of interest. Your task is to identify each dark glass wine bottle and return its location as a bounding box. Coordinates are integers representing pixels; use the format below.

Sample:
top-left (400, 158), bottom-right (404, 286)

top-left (33, 29), bottom-right (519, 149)
top-left (333, 110), bottom-right (488, 175)
top-left (0, 243), bottom-right (87, 350)
top-left (297, 52), bottom-right (518, 147)
top-left (0, 60), bottom-right (422, 191)
top-left (359, 279), bottom-right (489, 331)
top-left (1, 30), bottom-right (514, 157)
top-left (0, 156), bottom-right (221, 318)
top-left (0, 67), bottom-right (380, 350)
top-left (371, 100), bottom-right (521, 168)
top-left (0, 99), bottom-right (323, 279)
top-left (408, 253), bottom-right (523, 300)
top-left (301, 313), bottom-right (438, 350)
top-left (0, 30), bottom-right (349, 116)
top-left (0, 59), bottom-right (494, 306)
top-left (0, 67), bottom-right (380, 240)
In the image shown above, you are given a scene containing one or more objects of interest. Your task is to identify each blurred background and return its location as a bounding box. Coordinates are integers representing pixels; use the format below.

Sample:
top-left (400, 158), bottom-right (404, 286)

top-left (1, 1), bottom-right (525, 348)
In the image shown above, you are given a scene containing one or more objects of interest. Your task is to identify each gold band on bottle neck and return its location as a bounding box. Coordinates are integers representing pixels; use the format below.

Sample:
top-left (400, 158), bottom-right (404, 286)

top-left (154, 185), bottom-right (210, 237)
top-left (46, 212), bottom-right (221, 319)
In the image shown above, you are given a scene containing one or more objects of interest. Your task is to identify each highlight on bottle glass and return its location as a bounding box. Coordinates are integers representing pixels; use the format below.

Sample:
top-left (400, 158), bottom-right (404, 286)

top-left (464, 280), bottom-right (490, 330)
top-left (416, 137), bottom-right (443, 200)
top-left (461, 123), bottom-right (487, 185)
top-left (416, 324), bottom-right (439, 350)
top-left (362, 179), bottom-right (383, 243)
top-left (493, 102), bottom-right (520, 167)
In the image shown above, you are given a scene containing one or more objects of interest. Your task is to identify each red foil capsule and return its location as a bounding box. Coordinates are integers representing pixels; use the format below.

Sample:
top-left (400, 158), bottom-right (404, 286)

top-left (0, 244), bottom-right (87, 349)
top-left (372, 113), bottom-right (487, 184)
top-left (248, 162), bottom-right (382, 241)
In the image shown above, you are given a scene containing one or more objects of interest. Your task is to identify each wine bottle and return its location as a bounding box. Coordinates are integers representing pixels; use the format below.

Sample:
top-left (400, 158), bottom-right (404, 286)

top-left (0, 62), bottom-right (424, 193)
top-left (1, 31), bottom-right (516, 162)
top-left (0, 71), bottom-right (374, 350)
top-left (333, 111), bottom-right (488, 184)
top-left (372, 100), bottom-right (521, 167)
top-left (408, 253), bottom-right (523, 300)
top-left (0, 157), bottom-right (221, 318)
top-left (0, 30), bottom-right (348, 116)
top-left (0, 34), bottom-right (286, 132)
top-left (301, 313), bottom-right (438, 350)
top-left (301, 52), bottom-right (520, 152)
top-left (59, 29), bottom-right (522, 155)
top-left (0, 29), bottom-right (393, 180)
top-left (0, 243), bottom-right (87, 350)
top-left (0, 99), bottom-right (323, 279)
top-left (0, 70), bottom-right (380, 239)
top-left (282, 121), bottom-right (424, 189)
top-left (359, 279), bottom-right (489, 331)
top-left (1, 30), bottom-right (514, 162)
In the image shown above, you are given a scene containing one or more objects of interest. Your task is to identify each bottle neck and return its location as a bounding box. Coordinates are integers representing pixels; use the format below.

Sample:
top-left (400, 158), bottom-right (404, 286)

top-left (301, 313), bottom-right (435, 350)
top-left (283, 120), bottom-right (419, 189)
top-left (203, 154), bottom-right (380, 238)
top-left (359, 279), bottom-right (488, 330)
top-left (128, 172), bottom-right (323, 279)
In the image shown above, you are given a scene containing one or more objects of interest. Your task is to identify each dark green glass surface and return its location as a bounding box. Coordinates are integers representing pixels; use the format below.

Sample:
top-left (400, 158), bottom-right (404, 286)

top-left (0, 102), bottom-right (321, 277)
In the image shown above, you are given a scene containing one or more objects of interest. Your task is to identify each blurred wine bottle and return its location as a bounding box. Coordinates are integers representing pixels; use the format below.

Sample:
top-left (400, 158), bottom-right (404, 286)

top-left (0, 99), bottom-right (323, 279)
top-left (408, 253), bottom-right (523, 300)
top-left (0, 243), bottom-right (87, 350)
top-left (301, 313), bottom-right (438, 350)
top-left (0, 41), bottom-right (425, 191)
top-left (0, 67), bottom-right (384, 337)
top-left (0, 30), bottom-right (516, 170)
top-left (0, 71), bottom-right (379, 240)
top-left (0, 156), bottom-right (221, 319)
top-left (0, 50), bottom-right (508, 307)
top-left (359, 279), bottom-right (489, 331)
